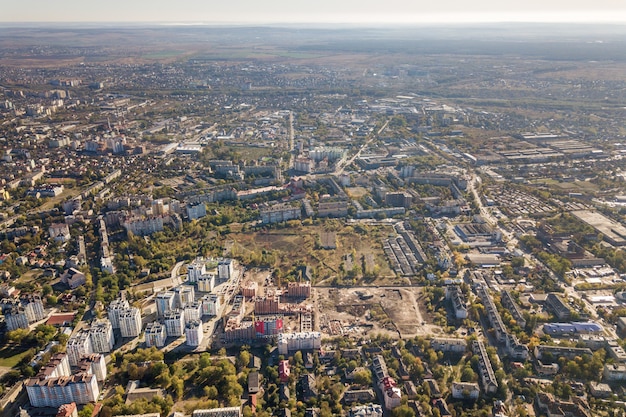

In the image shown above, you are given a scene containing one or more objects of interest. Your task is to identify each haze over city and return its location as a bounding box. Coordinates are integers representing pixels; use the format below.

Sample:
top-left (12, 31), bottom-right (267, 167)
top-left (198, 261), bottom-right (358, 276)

top-left (2, 0), bottom-right (626, 24)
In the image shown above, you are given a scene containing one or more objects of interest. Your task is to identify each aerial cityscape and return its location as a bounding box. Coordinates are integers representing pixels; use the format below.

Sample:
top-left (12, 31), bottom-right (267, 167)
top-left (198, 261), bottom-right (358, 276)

top-left (0, 12), bottom-right (626, 417)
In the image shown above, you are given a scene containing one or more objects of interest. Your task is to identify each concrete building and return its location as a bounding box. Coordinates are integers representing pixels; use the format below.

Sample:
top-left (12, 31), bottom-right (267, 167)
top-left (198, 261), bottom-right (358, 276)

top-left (604, 363), bottom-right (626, 381)
top-left (4, 307), bottom-right (29, 330)
top-left (430, 338), bottom-right (466, 353)
top-left (174, 285), bottom-right (195, 308)
top-left (164, 310), bottom-right (185, 337)
top-left (61, 268), bottom-right (86, 289)
top-left (349, 404), bottom-right (383, 417)
top-left (201, 294), bottom-right (221, 317)
top-left (76, 354), bottom-right (107, 382)
top-left (446, 285), bottom-right (468, 319)
top-left (145, 322), bottom-right (166, 348)
top-left (187, 202), bottom-right (207, 220)
top-left (277, 332), bottom-right (322, 355)
top-left (26, 374), bottom-right (99, 408)
top-left (36, 353), bottom-right (71, 380)
top-left (185, 320), bottom-right (204, 347)
top-left (472, 340), bottom-right (498, 395)
top-left (119, 307), bottom-right (142, 338)
top-left (260, 203), bottom-right (301, 224)
top-left (107, 297), bottom-right (131, 329)
top-left (546, 293), bottom-right (573, 321)
top-left (197, 274), bottom-right (215, 293)
top-left (156, 291), bottom-right (175, 317)
top-left (66, 330), bottom-right (93, 367)
top-left (184, 302), bottom-right (203, 323)
top-left (451, 382), bottom-right (480, 400)
top-left (192, 408), bottom-right (242, 417)
top-left (89, 319), bottom-right (115, 353)
top-left (187, 257), bottom-right (207, 283)
top-left (218, 258), bottom-right (235, 281)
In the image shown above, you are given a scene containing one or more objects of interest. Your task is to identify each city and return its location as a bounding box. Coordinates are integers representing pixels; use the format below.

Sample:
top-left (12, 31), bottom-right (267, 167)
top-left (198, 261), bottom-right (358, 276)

top-left (0, 21), bottom-right (625, 417)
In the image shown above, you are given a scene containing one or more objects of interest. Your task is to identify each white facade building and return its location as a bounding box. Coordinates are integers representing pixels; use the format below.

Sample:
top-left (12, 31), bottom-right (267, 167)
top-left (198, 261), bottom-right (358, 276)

top-left (119, 307), bottom-right (142, 338)
top-left (201, 294), bottom-right (221, 317)
top-left (66, 330), bottom-right (93, 367)
top-left (26, 374), bottom-right (99, 408)
top-left (277, 332), bottom-right (322, 355)
top-left (156, 291), bottom-right (175, 317)
top-left (184, 302), bottom-right (202, 323)
top-left (107, 298), bottom-right (130, 329)
top-left (145, 322), bottom-right (166, 348)
top-left (89, 319), bottom-right (115, 353)
top-left (218, 258), bottom-right (234, 282)
top-left (185, 320), bottom-right (204, 347)
top-left (197, 274), bottom-right (215, 293)
top-left (164, 310), bottom-right (185, 337)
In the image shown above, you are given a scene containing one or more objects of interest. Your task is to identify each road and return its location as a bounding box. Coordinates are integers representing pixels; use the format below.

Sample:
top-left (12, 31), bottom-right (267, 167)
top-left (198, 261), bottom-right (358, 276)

top-left (334, 118), bottom-right (389, 176)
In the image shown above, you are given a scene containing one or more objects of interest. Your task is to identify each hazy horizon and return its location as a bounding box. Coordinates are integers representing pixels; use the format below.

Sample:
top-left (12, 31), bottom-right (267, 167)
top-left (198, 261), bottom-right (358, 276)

top-left (2, 0), bottom-right (626, 24)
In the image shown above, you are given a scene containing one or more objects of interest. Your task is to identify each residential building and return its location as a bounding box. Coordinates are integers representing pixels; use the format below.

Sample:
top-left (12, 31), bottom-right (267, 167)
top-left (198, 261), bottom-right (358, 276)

top-left (89, 319), bottom-right (115, 353)
top-left (277, 332), bottom-right (321, 355)
top-left (430, 338), bottom-right (466, 353)
top-left (446, 285), bottom-right (468, 319)
top-left (22, 294), bottom-right (46, 323)
top-left (451, 382), bottom-right (480, 400)
top-left (185, 320), bottom-right (203, 347)
top-left (107, 297), bottom-right (130, 328)
top-left (4, 306), bottom-right (29, 330)
top-left (164, 310), bottom-right (185, 337)
top-left (317, 198), bottom-right (349, 218)
top-left (119, 307), bottom-right (142, 338)
top-left (534, 345), bottom-right (592, 361)
top-left (145, 322), bottom-right (166, 348)
top-left (192, 408), bottom-right (242, 417)
top-left (49, 223), bottom-right (71, 243)
top-left (76, 354), bottom-right (107, 382)
top-left (56, 402), bottom-right (78, 417)
top-left (36, 353), bottom-right (71, 380)
top-left (472, 340), bottom-right (498, 395)
top-left (66, 330), bottom-right (93, 367)
top-left (26, 374), bottom-right (100, 408)
top-left (546, 293), bottom-right (573, 321)
top-left (187, 257), bottom-right (207, 283)
top-left (349, 404), bottom-right (383, 417)
top-left (500, 290), bottom-right (527, 328)
top-left (380, 376), bottom-right (402, 410)
top-left (174, 285), bottom-right (195, 308)
top-left (156, 291), bottom-right (175, 317)
top-left (187, 203), bottom-right (207, 220)
top-left (604, 363), bottom-right (626, 381)
top-left (218, 258), bottom-right (234, 281)
top-left (201, 294), bottom-right (221, 316)
top-left (279, 360), bottom-right (290, 383)
top-left (61, 268), bottom-right (86, 289)
top-left (184, 302), bottom-right (203, 323)
top-left (197, 274), bottom-right (215, 293)
top-left (260, 203), bottom-right (301, 224)
top-left (343, 389), bottom-right (375, 404)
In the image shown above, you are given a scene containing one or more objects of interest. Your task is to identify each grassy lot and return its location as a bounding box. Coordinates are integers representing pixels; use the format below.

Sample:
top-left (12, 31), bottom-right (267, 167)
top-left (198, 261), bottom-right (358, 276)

top-left (0, 345), bottom-right (31, 368)
top-left (225, 221), bottom-right (395, 285)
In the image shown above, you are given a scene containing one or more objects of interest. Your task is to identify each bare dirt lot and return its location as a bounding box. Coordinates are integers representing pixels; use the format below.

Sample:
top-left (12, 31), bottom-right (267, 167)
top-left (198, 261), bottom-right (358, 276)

top-left (315, 286), bottom-right (443, 340)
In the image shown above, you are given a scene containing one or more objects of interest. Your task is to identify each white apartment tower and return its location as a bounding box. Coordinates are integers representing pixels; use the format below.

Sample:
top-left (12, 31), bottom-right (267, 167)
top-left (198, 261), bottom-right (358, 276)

top-left (89, 319), bottom-right (115, 353)
top-left (66, 330), bottom-right (93, 367)
top-left (145, 322), bottom-right (166, 348)
top-left (164, 310), bottom-right (185, 337)
top-left (119, 307), bottom-right (142, 338)
top-left (185, 320), bottom-right (204, 347)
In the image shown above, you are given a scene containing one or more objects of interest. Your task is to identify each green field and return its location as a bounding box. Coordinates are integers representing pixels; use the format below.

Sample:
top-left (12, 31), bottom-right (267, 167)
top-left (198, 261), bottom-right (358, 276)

top-left (0, 346), bottom-right (31, 368)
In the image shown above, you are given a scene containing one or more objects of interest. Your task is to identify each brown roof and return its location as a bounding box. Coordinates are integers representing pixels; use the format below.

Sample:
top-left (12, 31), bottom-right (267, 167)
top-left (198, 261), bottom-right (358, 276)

top-left (46, 312), bottom-right (76, 326)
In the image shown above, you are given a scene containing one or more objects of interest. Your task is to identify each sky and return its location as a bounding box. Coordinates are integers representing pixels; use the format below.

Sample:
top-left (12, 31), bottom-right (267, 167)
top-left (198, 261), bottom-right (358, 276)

top-left (2, 0), bottom-right (626, 24)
